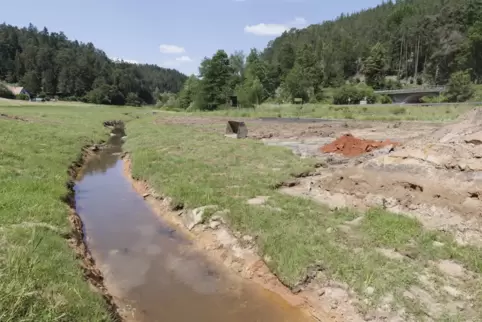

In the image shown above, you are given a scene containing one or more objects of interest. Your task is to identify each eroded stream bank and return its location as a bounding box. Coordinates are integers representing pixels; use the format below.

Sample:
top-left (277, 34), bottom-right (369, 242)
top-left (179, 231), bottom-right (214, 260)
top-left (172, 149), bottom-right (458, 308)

top-left (74, 134), bottom-right (313, 322)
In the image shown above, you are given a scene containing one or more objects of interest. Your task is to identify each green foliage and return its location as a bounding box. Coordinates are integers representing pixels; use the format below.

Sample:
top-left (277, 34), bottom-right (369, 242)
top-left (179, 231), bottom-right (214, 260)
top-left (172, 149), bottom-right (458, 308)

top-left (16, 93), bottom-right (29, 101)
top-left (446, 70), bottom-right (475, 102)
top-left (0, 84), bottom-right (14, 99)
top-left (126, 92), bottom-right (141, 107)
top-left (362, 43), bottom-right (387, 89)
top-left (333, 84), bottom-right (376, 105)
top-left (283, 64), bottom-right (309, 102)
top-left (0, 23), bottom-right (187, 105)
top-left (194, 50), bottom-right (233, 110)
top-left (236, 76), bottom-right (264, 108)
top-left (420, 95), bottom-right (448, 103)
top-left (178, 75), bottom-right (200, 109)
top-left (156, 92), bottom-right (178, 108)
top-left (378, 94), bottom-right (392, 104)
top-left (84, 84), bottom-right (125, 105)
top-left (392, 107), bottom-right (407, 115)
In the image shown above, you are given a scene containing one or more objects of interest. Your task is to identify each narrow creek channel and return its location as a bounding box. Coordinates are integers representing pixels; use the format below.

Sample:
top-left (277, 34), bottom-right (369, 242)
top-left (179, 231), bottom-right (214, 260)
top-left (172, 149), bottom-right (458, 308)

top-left (74, 135), bottom-right (313, 322)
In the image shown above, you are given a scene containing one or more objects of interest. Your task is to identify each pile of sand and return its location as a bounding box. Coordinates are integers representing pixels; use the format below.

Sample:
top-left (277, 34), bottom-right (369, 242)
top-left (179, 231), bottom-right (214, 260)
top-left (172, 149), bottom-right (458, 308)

top-left (321, 134), bottom-right (399, 157)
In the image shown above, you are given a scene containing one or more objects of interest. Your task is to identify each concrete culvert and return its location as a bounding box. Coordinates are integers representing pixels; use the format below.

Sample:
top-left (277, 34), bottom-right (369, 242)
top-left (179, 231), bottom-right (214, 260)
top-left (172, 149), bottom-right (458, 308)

top-left (225, 121), bottom-right (248, 139)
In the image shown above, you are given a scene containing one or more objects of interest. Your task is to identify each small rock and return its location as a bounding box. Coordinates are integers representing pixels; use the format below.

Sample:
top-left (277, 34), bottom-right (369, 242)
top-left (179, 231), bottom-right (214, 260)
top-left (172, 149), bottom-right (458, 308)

top-left (209, 221), bottom-right (221, 230)
top-left (443, 285), bottom-right (461, 297)
top-left (247, 196), bottom-right (270, 206)
top-left (346, 216), bottom-right (364, 226)
top-left (365, 287), bottom-right (375, 296)
top-left (242, 235), bottom-right (254, 242)
top-left (432, 241), bottom-right (445, 247)
top-left (142, 193), bottom-right (150, 199)
top-left (182, 205), bottom-right (218, 231)
top-left (90, 145), bottom-right (100, 152)
top-left (317, 289), bottom-right (326, 297)
top-left (437, 260), bottom-right (465, 278)
top-left (326, 227), bottom-right (333, 233)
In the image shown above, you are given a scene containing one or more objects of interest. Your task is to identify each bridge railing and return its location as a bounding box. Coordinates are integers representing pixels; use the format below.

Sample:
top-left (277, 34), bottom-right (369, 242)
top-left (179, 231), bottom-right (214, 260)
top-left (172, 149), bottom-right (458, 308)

top-left (374, 86), bottom-right (446, 95)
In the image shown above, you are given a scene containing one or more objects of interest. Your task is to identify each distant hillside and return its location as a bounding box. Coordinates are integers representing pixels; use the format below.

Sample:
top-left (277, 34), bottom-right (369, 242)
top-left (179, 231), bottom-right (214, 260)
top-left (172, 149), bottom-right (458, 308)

top-left (262, 0), bottom-right (482, 87)
top-left (0, 23), bottom-right (187, 105)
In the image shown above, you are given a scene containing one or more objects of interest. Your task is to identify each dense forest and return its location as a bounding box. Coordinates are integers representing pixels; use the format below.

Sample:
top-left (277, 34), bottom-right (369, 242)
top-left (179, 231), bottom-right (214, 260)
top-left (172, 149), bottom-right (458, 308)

top-left (0, 23), bottom-right (186, 105)
top-left (178, 0), bottom-right (482, 109)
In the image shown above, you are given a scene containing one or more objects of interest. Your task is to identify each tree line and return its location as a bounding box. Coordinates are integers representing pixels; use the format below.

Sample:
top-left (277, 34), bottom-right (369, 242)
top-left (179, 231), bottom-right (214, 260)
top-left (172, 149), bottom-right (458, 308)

top-left (176, 0), bottom-right (482, 109)
top-left (0, 23), bottom-right (186, 105)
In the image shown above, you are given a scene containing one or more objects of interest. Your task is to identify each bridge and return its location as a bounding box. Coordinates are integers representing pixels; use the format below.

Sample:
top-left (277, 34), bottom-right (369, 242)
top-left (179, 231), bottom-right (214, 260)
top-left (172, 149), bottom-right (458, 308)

top-left (375, 86), bottom-right (446, 103)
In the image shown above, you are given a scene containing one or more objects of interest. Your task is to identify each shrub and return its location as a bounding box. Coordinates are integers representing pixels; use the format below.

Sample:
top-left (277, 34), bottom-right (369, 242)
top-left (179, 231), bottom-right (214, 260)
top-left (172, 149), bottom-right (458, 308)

top-left (446, 70), bottom-right (474, 102)
top-left (392, 107), bottom-right (406, 115)
top-left (16, 93), bottom-right (29, 101)
top-left (0, 84), bottom-right (15, 99)
top-left (420, 95), bottom-right (448, 103)
top-left (334, 85), bottom-right (376, 105)
top-left (378, 94), bottom-right (392, 104)
top-left (126, 92), bottom-right (141, 107)
top-left (382, 79), bottom-right (402, 90)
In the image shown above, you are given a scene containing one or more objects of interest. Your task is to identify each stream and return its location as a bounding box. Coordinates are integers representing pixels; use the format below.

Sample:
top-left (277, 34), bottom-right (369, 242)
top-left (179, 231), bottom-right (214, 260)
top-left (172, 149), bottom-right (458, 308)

top-left (74, 135), bottom-right (312, 322)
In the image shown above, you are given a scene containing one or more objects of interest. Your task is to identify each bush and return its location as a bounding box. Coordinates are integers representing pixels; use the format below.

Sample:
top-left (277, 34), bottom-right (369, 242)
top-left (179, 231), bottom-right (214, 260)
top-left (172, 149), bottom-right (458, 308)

top-left (382, 79), bottom-right (402, 90)
top-left (378, 94), bottom-right (392, 104)
top-left (392, 107), bottom-right (406, 115)
top-left (0, 84), bottom-right (15, 99)
top-left (333, 84), bottom-right (376, 105)
top-left (446, 70), bottom-right (474, 102)
top-left (125, 92), bottom-right (141, 107)
top-left (420, 95), bottom-right (448, 103)
top-left (16, 93), bottom-right (29, 101)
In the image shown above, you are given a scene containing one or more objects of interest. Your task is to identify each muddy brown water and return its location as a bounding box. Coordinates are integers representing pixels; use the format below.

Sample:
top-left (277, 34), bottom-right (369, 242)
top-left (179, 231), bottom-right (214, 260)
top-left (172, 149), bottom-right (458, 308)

top-left (74, 136), bottom-right (312, 322)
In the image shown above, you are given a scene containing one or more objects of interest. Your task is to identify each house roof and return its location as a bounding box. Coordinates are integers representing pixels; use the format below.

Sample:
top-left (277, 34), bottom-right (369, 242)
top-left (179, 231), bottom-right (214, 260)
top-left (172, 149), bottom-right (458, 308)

top-left (6, 85), bottom-right (28, 95)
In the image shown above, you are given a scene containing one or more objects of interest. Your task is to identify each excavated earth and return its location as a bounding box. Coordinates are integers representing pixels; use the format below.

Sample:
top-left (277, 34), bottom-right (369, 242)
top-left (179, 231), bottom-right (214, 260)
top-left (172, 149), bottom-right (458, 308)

top-left (154, 113), bottom-right (482, 321)
top-left (282, 108), bottom-right (482, 246)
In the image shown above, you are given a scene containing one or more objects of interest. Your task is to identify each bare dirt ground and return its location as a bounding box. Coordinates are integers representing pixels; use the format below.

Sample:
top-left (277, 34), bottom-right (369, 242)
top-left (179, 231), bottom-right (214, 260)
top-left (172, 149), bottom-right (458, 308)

top-left (154, 112), bottom-right (482, 321)
top-left (277, 109), bottom-right (482, 246)
top-left (154, 115), bottom-right (441, 159)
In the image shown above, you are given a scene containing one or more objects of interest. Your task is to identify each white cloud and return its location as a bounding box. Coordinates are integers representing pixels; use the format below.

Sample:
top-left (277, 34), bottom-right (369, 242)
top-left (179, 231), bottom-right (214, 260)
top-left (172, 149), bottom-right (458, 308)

top-left (159, 44), bottom-right (186, 54)
top-left (244, 23), bottom-right (288, 36)
top-left (110, 56), bottom-right (139, 64)
top-left (176, 56), bottom-right (192, 62)
top-left (162, 56), bottom-right (194, 68)
top-left (244, 17), bottom-right (308, 36)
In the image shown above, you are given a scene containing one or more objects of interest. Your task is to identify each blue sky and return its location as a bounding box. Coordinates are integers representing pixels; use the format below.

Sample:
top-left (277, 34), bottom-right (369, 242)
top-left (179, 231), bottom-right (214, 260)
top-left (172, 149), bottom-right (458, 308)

top-left (2, 0), bottom-right (383, 75)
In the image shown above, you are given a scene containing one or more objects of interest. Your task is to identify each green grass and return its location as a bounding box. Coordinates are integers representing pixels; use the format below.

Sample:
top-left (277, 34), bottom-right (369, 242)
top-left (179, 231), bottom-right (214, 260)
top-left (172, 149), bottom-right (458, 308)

top-left (0, 103), bottom-right (143, 321)
top-left (1, 100), bottom-right (482, 320)
top-left (190, 102), bottom-right (476, 121)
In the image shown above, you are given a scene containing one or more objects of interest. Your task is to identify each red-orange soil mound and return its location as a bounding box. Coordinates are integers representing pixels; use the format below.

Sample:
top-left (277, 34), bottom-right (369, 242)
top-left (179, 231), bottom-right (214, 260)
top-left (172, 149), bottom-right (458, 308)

top-left (321, 134), bottom-right (399, 157)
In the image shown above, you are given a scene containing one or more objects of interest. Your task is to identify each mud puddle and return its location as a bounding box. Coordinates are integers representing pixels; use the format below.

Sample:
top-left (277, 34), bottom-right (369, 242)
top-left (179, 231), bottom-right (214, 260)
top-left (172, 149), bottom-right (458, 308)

top-left (74, 135), bottom-right (312, 322)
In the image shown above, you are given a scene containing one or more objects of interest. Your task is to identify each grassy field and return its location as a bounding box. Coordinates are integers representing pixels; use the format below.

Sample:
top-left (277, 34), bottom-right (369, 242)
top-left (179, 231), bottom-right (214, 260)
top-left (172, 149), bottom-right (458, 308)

top-left (0, 102), bottom-right (143, 321)
top-left (1, 100), bottom-right (482, 320)
top-left (190, 102), bottom-right (477, 121)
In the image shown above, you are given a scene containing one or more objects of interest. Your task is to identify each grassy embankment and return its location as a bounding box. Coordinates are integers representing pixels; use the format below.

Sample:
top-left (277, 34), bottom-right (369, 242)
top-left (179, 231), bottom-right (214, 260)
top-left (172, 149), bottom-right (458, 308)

top-left (2, 100), bottom-right (482, 320)
top-left (0, 102), bottom-right (142, 321)
top-left (193, 102), bottom-right (476, 121)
